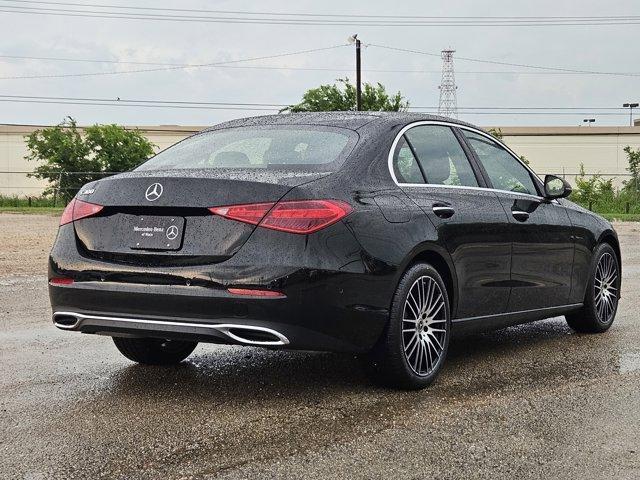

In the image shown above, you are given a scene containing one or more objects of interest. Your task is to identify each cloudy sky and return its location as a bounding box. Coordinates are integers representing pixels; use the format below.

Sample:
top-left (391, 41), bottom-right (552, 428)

top-left (1, 0), bottom-right (639, 127)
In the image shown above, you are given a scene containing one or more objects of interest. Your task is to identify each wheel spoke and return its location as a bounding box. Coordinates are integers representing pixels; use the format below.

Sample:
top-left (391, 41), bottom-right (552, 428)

top-left (428, 301), bottom-right (444, 319)
top-left (424, 339), bottom-right (433, 372)
top-left (414, 339), bottom-right (423, 372)
top-left (406, 292), bottom-right (420, 319)
top-left (425, 280), bottom-right (435, 313)
top-left (426, 293), bottom-right (443, 317)
top-left (429, 331), bottom-right (444, 351)
top-left (405, 333), bottom-right (418, 353)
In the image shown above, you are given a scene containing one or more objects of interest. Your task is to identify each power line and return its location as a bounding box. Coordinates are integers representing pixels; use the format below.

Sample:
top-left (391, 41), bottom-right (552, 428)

top-left (0, 2), bottom-right (639, 26)
top-left (0, 44), bottom-right (349, 80)
top-left (0, 94), bottom-right (632, 116)
top-left (0, 94), bottom-right (284, 107)
top-left (3, 0), bottom-right (638, 21)
top-left (368, 43), bottom-right (640, 77)
top-left (3, 53), bottom-right (640, 76)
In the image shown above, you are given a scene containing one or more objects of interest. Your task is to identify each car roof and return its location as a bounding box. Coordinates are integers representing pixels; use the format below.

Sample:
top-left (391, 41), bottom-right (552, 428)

top-left (203, 111), bottom-right (481, 132)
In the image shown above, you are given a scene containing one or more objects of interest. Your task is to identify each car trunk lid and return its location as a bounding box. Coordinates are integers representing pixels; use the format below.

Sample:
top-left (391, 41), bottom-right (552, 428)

top-left (73, 169), bottom-right (328, 264)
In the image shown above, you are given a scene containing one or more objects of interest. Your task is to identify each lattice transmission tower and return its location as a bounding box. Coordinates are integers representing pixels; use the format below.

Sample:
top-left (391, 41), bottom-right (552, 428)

top-left (438, 49), bottom-right (458, 118)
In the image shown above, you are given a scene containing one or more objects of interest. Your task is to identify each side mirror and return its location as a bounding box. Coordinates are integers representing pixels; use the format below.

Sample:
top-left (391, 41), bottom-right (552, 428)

top-left (543, 174), bottom-right (572, 199)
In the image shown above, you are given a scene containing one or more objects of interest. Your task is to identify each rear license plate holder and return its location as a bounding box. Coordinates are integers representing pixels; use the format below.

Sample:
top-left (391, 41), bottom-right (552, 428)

top-left (129, 216), bottom-right (185, 251)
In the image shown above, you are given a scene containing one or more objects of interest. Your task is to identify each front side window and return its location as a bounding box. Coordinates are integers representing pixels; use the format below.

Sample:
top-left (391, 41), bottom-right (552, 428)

top-left (463, 131), bottom-right (538, 196)
top-left (403, 126), bottom-right (479, 187)
top-left (137, 126), bottom-right (355, 172)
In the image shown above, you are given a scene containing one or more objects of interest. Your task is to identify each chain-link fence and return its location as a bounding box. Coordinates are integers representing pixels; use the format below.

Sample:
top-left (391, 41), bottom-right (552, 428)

top-left (0, 171), bottom-right (118, 206)
top-left (1, 170), bottom-right (638, 215)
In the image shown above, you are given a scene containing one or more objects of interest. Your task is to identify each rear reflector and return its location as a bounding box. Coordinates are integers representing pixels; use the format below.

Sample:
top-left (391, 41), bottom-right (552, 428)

top-left (210, 199), bottom-right (352, 234)
top-left (50, 277), bottom-right (74, 285)
top-left (60, 198), bottom-right (104, 226)
top-left (227, 287), bottom-right (285, 298)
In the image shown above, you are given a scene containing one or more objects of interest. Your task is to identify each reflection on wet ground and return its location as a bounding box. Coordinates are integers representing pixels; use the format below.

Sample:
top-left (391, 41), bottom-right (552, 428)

top-left (1, 220), bottom-right (639, 479)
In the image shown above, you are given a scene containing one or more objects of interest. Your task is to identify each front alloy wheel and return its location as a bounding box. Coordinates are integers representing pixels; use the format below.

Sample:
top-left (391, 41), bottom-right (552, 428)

top-left (372, 262), bottom-right (451, 390)
top-left (593, 251), bottom-right (618, 323)
top-left (566, 243), bottom-right (620, 333)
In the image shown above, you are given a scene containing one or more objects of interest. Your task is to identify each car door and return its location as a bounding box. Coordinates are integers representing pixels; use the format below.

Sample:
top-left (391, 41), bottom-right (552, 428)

top-left (460, 128), bottom-right (575, 312)
top-left (391, 123), bottom-right (512, 319)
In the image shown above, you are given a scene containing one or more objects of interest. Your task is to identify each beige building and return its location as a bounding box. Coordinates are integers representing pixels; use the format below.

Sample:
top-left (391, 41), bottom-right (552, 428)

top-left (2, 123), bottom-right (640, 196)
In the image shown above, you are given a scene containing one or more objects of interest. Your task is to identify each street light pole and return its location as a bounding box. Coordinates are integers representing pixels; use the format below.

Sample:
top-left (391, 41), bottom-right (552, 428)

top-left (623, 102), bottom-right (639, 126)
top-left (355, 35), bottom-right (362, 111)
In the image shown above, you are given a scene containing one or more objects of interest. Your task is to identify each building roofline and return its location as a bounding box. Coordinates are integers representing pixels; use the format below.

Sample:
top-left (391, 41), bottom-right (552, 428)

top-left (2, 122), bottom-right (640, 136)
top-left (0, 123), bottom-right (206, 135)
top-left (487, 126), bottom-right (640, 136)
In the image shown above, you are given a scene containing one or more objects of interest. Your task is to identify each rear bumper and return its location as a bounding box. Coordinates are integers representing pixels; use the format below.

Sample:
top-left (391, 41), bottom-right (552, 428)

top-left (49, 278), bottom-right (387, 352)
top-left (52, 282), bottom-right (376, 352)
top-left (49, 222), bottom-right (395, 352)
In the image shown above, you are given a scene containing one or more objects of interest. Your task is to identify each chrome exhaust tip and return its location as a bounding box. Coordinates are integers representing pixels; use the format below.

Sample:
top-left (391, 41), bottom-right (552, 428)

top-left (52, 312), bottom-right (81, 329)
top-left (215, 324), bottom-right (289, 346)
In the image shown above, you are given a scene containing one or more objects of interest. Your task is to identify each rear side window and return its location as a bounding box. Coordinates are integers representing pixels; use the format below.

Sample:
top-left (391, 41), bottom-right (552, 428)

top-left (137, 126), bottom-right (356, 172)
top-left (401, 126), bottom-right (479, 187)
top-left (392, 137), bottom-right (425, 184)
top-left (463, 131), bottom-right (538, 196)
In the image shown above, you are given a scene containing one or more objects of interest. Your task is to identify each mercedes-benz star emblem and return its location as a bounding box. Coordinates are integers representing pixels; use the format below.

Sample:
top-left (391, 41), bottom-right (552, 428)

top-left (166, 225), bottom-right (179, 241)
top-left (145, 183), bottom-right (163, 202)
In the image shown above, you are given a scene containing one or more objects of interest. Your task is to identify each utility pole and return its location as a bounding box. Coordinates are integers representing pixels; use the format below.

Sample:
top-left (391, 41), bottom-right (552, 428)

top-left (354, 34), bottom-right (362, 111)
top-left (438, 49), bottom-right (458, 118)
top-left (623, 102), bottom-right (639, 126)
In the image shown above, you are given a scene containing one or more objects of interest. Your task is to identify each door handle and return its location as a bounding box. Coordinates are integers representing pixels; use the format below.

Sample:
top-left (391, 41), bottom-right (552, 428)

top-left (432, 205), bottom-right (455, 219)
top-left (512, 210), bottom-right (530, 222)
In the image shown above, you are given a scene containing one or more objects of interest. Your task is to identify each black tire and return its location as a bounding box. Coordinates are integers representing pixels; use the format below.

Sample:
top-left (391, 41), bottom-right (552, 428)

top-left (371, 262), bottom-right (451, 390)
top-left (566, 243), bottom-right (620, 333)
top-left (112, 337), bottom-right (198, 365)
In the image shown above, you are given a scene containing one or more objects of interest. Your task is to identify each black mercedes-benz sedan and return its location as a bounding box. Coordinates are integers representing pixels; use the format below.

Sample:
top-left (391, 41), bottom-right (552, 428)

top-left (49, 112), bottom-right (621, 389)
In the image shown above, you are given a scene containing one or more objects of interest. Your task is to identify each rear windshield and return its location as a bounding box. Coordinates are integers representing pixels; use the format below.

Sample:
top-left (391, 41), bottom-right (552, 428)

top-left (137, 125), bottom-right (357, 172)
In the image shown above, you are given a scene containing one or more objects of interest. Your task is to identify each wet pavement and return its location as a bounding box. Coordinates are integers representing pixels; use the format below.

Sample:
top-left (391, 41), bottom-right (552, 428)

top-left (1, 215), bottom-right (639, 479)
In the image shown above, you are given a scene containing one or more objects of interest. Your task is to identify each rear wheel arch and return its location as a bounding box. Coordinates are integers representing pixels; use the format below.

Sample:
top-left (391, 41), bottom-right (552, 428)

top-left (400, 247), bottom-right (457, 317)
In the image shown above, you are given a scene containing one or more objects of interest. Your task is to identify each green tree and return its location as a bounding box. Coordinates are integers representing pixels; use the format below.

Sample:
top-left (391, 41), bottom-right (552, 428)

top-left (282, 78), bottom-right (409, 113)
top-left (26, 117), bottom-right (156, 201)
top-left (573, 163), bottom-right (602, 207)
top-left (623, 146), bottom-right (640, 196)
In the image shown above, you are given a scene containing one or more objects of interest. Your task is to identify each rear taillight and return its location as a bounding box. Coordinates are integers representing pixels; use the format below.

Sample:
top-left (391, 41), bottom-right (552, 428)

top-left (60, 198), bottom-right (104, 226)
top-left (49, 277), bottom-right (74, 285)
top-left (209, 202), bottom-right (274, 226)
top-left (209, 200), bottom-right (352, 234)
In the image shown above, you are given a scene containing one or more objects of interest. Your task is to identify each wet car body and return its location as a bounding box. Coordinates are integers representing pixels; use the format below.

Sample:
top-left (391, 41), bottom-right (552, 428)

top-left (49, 112), bottom-right (621, 355)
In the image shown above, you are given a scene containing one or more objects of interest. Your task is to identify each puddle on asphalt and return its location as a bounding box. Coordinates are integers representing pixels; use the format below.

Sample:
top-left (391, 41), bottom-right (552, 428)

top-left (619, 352), bottom-right (640, 373)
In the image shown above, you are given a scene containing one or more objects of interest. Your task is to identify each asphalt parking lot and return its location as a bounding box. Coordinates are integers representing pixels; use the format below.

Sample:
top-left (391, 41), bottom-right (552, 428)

top-left (1, 214), bottom-right (639, 479)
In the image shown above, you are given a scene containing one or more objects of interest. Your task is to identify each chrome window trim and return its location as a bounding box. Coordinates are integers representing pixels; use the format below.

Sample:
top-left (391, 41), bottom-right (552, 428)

top-left (387, 120), bottom-right (548, 201)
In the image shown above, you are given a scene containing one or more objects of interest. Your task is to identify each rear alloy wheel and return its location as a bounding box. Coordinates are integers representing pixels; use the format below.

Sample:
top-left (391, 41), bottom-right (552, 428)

top-left (566, 243), bottom-right (620, 333)
top-left (112, 337), bottom-right (198, 365)
top-left (372, 263), bottom-right (451, 389)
